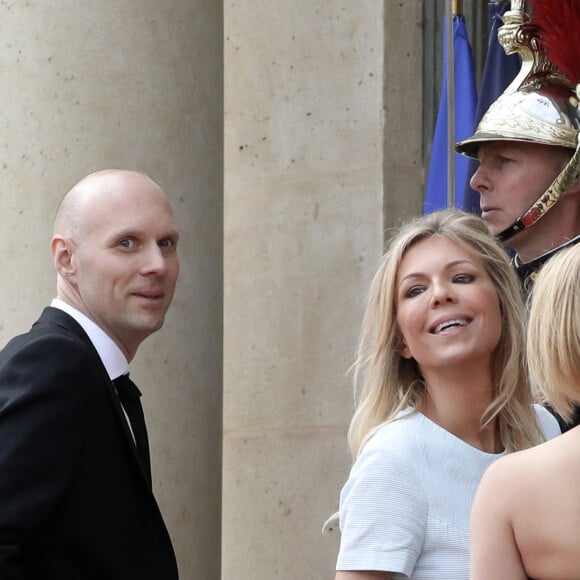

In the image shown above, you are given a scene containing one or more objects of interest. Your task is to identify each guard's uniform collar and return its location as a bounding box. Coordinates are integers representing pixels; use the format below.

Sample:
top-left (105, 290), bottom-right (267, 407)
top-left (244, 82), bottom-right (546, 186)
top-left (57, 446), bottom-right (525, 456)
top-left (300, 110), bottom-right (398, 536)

top-left (515, 233), bottom-right (580, 295)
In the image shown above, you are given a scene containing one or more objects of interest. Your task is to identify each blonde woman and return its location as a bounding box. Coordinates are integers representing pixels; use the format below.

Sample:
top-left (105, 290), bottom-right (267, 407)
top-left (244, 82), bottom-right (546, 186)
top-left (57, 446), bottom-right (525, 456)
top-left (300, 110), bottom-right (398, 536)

top-left (335, 210), bottom-right (560, 580)
top-left (470, 244), bottom-right (580, 580)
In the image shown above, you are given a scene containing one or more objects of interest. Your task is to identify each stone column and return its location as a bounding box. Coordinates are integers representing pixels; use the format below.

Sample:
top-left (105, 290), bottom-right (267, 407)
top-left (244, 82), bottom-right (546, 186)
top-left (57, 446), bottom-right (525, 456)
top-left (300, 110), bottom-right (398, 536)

top-left (0, 2), bottom-right (222, 578)
top-left (384, 2), bottom-right (424, 226)
top-left (224, 1), bottom-right (421, 578)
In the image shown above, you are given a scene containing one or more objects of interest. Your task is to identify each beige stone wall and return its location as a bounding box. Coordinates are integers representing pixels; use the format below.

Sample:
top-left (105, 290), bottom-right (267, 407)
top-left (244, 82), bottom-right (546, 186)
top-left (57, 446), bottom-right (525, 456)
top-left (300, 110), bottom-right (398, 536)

top-left (0, 2), bottom-right (222, 578)
top-left (224, 1), bottom-right (422, 578)
top-left (384, 2), bottom-right (424, 227)
top-left (1, 0), bottom-right (423, 578)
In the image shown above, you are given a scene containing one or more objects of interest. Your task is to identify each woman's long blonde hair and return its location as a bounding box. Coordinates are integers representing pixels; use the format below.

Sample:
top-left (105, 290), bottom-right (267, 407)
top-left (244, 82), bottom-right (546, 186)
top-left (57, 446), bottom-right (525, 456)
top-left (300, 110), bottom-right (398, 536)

top-left (348, 210), bottom-right (544, 461)
top-left (527, 244), bottom-right (580, 421)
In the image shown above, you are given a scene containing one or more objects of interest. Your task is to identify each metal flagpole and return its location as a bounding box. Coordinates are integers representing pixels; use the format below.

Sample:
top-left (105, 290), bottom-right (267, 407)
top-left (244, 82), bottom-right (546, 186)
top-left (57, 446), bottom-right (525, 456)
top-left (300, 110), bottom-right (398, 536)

top-left (446, 0), bottom-right (459, 208)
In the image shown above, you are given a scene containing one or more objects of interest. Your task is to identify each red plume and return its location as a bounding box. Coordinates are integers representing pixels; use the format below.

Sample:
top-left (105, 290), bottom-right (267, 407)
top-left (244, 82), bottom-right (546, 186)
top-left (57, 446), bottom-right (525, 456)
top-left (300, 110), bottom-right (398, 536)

top-left (528, 0), bottom-right (580, 84)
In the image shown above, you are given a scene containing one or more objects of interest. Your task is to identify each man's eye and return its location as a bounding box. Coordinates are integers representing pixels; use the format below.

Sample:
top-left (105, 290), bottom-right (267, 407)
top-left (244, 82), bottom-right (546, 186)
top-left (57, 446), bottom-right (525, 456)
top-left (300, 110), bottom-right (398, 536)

top-left (119, 239), bottom-right (136, 248)
top-left (159, 238), bottom-right (176, 248)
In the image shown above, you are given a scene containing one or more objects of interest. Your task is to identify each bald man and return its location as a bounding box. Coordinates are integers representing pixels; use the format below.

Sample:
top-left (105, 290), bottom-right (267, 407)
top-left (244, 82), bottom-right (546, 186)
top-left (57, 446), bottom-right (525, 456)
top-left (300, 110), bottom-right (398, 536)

top-left (0, 170), bottom-right (180, 579)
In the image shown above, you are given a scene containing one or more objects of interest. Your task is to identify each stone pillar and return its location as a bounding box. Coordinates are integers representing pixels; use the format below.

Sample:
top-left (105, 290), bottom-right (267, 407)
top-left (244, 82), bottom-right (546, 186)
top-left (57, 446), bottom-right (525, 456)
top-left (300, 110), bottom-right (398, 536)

top-left (384, 2), bottom-right (424, 226)
top-left (224, 1), bottom-right (421, 578)
top-left (0, 2), bottom-right (222, 578)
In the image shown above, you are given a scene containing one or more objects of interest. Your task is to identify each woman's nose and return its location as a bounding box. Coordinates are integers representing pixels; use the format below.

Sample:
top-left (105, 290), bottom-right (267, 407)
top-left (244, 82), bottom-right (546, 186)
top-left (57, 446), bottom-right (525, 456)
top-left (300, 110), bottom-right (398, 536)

top-left (430, 281), bottom-right (456, 307)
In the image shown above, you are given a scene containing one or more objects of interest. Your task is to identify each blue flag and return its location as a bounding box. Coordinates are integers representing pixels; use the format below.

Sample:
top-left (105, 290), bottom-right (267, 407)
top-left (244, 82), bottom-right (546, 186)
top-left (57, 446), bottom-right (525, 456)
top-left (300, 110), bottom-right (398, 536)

top-left (424, 14), bottom-right (477, 214)
top-left (461, 1), bottom-right (520, 214)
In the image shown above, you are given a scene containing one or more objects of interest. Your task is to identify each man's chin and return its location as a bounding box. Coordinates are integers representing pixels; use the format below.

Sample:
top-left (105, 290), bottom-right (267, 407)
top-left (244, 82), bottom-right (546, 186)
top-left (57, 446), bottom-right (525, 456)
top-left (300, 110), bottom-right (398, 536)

top-left (127, 315), bottom-right (166, 339)
top-left (481, 214), bottom-right (513, 238)
top-left (481, 219), bottom-right (502, 237)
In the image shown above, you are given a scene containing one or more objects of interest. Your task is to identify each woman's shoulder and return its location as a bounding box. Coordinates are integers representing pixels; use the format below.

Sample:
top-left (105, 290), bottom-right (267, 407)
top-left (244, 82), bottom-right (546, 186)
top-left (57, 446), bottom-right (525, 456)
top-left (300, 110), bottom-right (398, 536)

top-left (347, 412), bottom-right (430, 499)
top-left (360, 410), bottom-right (440, 465)
top-left (366, 409), bottom-right (423, 443)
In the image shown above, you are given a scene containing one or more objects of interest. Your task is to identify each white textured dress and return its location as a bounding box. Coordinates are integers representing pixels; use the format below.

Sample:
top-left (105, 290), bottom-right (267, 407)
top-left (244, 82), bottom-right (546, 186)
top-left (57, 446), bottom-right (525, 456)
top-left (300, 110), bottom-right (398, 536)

top-left (336, 405), bottom-right (560, 579)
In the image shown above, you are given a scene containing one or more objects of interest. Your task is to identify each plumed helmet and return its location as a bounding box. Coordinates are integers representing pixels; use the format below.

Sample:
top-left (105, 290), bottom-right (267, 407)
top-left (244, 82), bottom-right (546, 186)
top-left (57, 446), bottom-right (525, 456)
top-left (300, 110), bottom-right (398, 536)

top-left (457, 86), bottom-right (580, 158)
top-left (456, 0), bottom-right (580, 241)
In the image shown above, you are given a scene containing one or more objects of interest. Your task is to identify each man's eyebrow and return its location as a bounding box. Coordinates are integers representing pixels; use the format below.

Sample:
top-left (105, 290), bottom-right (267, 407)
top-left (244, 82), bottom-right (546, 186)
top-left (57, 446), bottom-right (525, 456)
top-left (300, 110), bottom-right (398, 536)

top-left (160, 229), bottom-right (180, 241)
top-left (109, 227), bottom-right (180, 239)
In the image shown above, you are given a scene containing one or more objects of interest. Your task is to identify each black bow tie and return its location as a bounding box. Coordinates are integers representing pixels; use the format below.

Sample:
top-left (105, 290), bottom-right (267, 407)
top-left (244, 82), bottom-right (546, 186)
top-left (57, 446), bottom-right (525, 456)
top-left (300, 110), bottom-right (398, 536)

top-left (114, 374), bottom-right (152, 487)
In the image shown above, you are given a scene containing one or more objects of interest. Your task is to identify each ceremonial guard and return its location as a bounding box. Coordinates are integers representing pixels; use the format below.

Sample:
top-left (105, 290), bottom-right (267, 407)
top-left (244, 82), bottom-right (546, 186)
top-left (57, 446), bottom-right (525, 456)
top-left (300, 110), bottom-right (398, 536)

top-left (456, 0), bottom-right (580, 429)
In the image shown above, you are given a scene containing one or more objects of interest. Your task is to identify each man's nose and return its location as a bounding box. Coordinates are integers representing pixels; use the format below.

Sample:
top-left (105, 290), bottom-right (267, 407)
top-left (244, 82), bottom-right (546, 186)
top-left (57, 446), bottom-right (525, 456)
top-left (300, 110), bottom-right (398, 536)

top-left (142, 244), bottom-right (167, 275)
top-left (470, 163), bottom-right (489, 194)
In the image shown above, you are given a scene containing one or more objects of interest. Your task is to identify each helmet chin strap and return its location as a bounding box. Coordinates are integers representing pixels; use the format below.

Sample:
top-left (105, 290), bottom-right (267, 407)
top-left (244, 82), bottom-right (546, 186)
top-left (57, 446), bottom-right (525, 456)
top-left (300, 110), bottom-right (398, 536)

top-left (496, 135), bottom-right (580, 243)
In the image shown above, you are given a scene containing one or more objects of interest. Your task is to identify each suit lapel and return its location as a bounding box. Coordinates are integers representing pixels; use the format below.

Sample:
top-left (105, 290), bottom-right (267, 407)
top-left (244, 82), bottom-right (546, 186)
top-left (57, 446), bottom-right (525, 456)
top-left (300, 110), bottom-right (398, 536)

top-left (33, 307), bottom-right (153, 489)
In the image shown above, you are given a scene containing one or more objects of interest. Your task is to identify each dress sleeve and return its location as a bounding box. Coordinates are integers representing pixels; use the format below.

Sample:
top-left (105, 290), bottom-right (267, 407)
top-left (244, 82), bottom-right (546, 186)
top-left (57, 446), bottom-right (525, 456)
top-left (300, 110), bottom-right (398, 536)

top-left (533, 403), bottom-right (562, 440)
top-left (336, 441), bottom-right (428, 577)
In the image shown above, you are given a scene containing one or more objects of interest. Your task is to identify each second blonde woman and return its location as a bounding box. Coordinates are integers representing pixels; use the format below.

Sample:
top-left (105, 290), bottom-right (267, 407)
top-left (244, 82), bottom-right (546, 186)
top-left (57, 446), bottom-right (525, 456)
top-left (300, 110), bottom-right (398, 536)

top-left (334, 210), bottom-right (559, 580)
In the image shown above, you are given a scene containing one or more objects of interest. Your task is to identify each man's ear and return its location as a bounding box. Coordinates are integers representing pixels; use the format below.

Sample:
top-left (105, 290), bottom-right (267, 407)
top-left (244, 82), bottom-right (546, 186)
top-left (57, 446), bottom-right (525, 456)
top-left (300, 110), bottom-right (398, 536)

top-left (51, 235), bottom-right (76, 278)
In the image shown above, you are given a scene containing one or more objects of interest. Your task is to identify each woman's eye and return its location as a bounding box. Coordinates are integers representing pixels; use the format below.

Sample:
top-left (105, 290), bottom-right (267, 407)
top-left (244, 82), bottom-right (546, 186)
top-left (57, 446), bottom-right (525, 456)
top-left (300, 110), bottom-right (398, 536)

top-left (405, 286), bottom-right (425, 298)
top-left (454, 274), bottom-right (474, 284)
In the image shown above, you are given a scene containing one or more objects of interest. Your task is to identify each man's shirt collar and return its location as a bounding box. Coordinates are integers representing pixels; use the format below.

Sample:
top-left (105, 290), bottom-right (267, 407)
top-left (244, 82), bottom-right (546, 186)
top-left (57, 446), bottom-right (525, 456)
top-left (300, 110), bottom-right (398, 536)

top-left (51, 298), bottom-right (129, 380)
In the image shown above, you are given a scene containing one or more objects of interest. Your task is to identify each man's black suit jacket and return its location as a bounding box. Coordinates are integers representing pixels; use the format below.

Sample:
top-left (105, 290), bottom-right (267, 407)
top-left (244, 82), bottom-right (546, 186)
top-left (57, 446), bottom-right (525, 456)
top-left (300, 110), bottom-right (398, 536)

top-left (0, 307), bottom-right (179, 579)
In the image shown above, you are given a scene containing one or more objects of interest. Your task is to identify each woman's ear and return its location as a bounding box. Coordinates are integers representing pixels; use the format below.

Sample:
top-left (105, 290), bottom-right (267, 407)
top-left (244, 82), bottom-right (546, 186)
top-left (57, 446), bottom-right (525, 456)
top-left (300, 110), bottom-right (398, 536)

top-left (397, 334), bottom-right (413, 360)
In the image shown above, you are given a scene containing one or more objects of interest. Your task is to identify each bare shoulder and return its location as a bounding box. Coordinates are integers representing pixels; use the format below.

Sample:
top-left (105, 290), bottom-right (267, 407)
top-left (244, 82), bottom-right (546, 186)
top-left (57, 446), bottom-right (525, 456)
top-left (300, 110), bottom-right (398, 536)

top-left (488, 430), bottom-right (576, 480)
top-left (511, 429), bottom-right (580, 578)
top-left (472, 430), bottom-right (580, 580)
top-left (514, 427), bottom-right (580, 471)
top-left (470, 455), bottom-right (529, 580)
top-left (475, 438), bottom-right (563, 510)
top-left (478, 448), bottom-right (532, 490)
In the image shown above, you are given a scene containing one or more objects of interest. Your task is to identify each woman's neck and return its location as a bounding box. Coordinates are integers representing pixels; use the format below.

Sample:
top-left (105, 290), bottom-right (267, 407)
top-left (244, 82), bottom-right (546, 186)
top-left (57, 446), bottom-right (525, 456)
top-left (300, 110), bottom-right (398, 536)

top-left (420, 367), bottom-right (502, 453)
